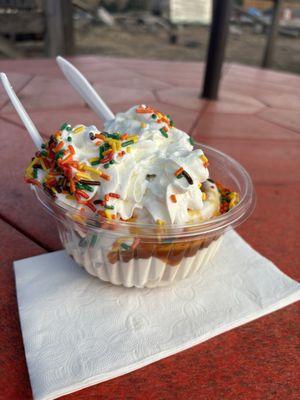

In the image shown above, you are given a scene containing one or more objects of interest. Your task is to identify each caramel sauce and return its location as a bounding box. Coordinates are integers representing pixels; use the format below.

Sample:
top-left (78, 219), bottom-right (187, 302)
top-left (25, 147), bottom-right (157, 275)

top-left (107, 236), bottom-right (219, 267)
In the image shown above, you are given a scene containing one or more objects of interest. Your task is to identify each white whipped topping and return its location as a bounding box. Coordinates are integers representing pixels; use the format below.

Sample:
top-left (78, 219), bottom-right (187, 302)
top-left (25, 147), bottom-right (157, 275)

top-left (40, 105), bottom-right (221, 224)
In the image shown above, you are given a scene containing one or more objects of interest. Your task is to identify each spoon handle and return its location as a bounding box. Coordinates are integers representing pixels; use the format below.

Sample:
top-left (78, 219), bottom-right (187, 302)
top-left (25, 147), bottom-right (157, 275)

top-left (56, 56), bottom-right (115, 122)
top-left (0, 73), bottom-right (43, 149)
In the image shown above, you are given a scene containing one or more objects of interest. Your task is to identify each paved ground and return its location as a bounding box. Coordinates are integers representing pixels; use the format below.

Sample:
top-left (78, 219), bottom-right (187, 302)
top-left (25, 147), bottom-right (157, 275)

top-left (0, 56), bottom-right (299, 399)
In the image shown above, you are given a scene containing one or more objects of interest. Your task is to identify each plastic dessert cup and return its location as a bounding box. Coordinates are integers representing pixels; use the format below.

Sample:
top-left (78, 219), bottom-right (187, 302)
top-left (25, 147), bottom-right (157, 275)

top-left (34, 143), bottom-right (255, 288)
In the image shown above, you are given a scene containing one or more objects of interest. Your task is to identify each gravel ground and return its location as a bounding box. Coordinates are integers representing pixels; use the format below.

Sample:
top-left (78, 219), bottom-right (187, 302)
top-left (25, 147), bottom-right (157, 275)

top-left (8, 23), bottom-right (300, 74)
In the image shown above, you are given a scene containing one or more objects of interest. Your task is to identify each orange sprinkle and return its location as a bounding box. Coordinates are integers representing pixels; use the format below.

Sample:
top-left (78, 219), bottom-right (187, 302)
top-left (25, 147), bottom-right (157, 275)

top-left (70, 178), bottom-right (75, 193)
top-left (94, 141), bottom-right (104, 146)
top-left (100, 173), bottom-right (110, 181)
top-left (54, 141), bottom-right (64, 152)
top-left (104, 194), bottom-right (110, 202)
top-left (175, 167), bottom-right (184, 177)
top-left (94, 133), bottom-right (106, 140)
top-left (120, 133), bottom-right (129, 140)
top-left (68, 145), bottom-right (75, 155)
top-left (102, 149), bottom-right (113, 156)
top-left (54, 131), bottom-right (61, 139)
top-left (136, 106), bottom-right (154, 114)
top-left (61, 154), bottom-right (73, 165)
top-left (68, 161), bottom-right (80, 168)
top-left (170, 194), bottom-right (177, 203)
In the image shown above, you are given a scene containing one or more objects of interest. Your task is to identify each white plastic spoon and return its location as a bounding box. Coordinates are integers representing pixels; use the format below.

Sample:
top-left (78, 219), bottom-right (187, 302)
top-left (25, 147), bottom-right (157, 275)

top-left (56, 56), bottom-right (115, 122)
top-left (0, 73), bottom-right (43, 149)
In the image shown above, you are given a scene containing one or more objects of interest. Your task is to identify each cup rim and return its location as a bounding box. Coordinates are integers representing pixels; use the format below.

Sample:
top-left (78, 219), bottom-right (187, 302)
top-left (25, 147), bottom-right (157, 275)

top-left (34, 142), bottom-right (256, 238)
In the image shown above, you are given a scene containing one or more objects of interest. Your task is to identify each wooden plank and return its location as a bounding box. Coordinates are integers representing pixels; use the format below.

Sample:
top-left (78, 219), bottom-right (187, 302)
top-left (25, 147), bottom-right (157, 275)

top-left (43, 0), bottom-right (74, 57)
top-left (0, 12), bottom-right (44, 34)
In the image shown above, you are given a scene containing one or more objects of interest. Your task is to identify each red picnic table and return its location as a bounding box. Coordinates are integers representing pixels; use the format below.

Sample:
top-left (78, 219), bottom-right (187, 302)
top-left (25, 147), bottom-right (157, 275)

top-left (0, 56), bottom-right (299, 400)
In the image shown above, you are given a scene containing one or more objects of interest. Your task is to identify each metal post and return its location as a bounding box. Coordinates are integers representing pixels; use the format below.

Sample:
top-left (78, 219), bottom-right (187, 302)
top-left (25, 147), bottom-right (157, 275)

top-left (262, 0), bottom-right (282, 68)
top-left (201, 0), bottom-right (232, 100)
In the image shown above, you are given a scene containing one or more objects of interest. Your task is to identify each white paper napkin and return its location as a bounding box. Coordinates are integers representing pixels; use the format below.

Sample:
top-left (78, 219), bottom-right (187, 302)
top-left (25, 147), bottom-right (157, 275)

top-left (14, 230), bottom-right (300, 400)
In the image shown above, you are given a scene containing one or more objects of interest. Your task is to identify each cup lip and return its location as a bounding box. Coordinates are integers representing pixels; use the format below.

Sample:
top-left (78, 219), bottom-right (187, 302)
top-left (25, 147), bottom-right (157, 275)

top-left (34, 142), bottom-right (256, 238)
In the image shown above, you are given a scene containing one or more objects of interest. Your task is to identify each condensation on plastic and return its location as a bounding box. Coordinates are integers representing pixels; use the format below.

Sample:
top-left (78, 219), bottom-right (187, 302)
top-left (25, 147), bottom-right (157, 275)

top-left (34, 143), bottom-right (256, 288)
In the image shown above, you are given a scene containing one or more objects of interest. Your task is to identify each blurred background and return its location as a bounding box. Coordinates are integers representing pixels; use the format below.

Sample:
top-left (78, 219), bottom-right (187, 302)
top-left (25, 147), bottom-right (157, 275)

top-left (0, 0), bottom-right (299, 74)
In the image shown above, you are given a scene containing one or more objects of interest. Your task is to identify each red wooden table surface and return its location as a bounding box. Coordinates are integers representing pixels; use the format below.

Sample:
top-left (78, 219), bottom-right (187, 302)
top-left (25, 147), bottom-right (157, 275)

top-left (0, 56), bottom-right (299, 400)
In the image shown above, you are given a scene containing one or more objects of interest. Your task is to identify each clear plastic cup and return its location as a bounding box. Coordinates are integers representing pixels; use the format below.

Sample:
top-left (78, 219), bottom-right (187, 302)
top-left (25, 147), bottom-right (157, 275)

top-left (34, 143), bottom-right (255, 288)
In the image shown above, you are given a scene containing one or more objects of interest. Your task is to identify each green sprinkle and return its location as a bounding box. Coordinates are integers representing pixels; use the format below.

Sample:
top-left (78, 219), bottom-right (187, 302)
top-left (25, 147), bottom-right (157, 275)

top-left (90, 235), bottom-right (97, 247)
top-left (79, 238), bottom-right (88, 247)
top-left (160, 128), bottom-right (168, 138)
top-left (33, 168), bottom-right (38, 179)
top-left (121, 242), bottom-right (131, 250)
top-left (151, 113), bottom-right (157, 119)
top-left (67, 136), bottom-right (72, 142)
top-left (60, 122), bottom-right (69, 131)
top-left (170, 120), bottom-right (174, 127)
top-left (91, 159), bottom-right (101, 166)
top-left (76, 182), bottom-right (93, 192)
top-left (66, 126), bottom-right (72, 132)
top-left (109, 159), bottom-right (116, 165)
top-left (189, 137), bottom-right (195, 145)
top-left (176, 173), bottom-right (183, 179)
top-left (167, 114), bottom-right (171, 119)
top-left (121, 140), bottom-right (134, 147)
top-left (41, 143), bottom-right (46, 149)
top-left (106, 133), bottom-right (120, 140)
top-left (55, 151), bottom-right (64, 160)
top-left (104, 163), bottom-right (110, 169)
top-left (40, 150), bottom-right (48, 157)
top-left (104, 205), bottom-right (114, 210)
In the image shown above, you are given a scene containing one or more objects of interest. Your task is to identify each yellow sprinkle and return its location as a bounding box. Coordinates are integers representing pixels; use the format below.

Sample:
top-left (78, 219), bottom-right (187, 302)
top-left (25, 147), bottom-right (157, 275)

top-left (83, 165), bottom-right (103, 176)
top-left (140, 122), bottom-right (146, 129)
top-left (40, 158), bottom-right (47, 170)
top-left (109, 141), bottom-right (117, 153)
top-left (66, 194), bottom-right (75, 200)
top-left (128, 135), bottom-right (139, 143)
top-left (202, 192), bottom-right (207, 201)
top-left (200, 155), bottom-right (209, 164)
top-left (73, 125), bottom-right (85, 134)
top-left (105, 210), bottom-right (112, 219)
top-left (126, 147), bottom-right (131, 153)
top-left (229, 192), bottom-right (240, 209)
top-left (75, 172), bottom-right (92, 180)
top-left (88, 157), bottom-right (100, 163)
top-left (198, 183), bottom-right (202, 189)
top-left (102, 149), bottom-right (112, 156)
top-left (72, 214), bottom-right (86, 224)
top-left (25, 159), bottom-right (37, 176)
top-left (156, 219), bottom-right (165, 226)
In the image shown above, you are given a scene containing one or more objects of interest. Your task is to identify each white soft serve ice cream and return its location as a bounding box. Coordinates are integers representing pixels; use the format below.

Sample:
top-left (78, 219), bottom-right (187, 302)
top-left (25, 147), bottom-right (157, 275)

top-left (25, 105), bottom-right (221, 225)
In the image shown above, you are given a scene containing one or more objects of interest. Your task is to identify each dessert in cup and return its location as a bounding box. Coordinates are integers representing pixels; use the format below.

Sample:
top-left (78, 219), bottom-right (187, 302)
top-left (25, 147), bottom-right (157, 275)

top-left (25, 105), bottom-right (255, 288)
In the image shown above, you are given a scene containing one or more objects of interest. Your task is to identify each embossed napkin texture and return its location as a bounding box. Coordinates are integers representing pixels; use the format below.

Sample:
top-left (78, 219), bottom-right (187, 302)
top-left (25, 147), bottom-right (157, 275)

top-left (14, 230), bottom-right (300, 400)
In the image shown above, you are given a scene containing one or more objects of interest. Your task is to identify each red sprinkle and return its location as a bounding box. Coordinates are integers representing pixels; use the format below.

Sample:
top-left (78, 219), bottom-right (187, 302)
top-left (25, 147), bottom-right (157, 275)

top-left (131, 238), bottom-right (141, 250)
top-left (85, 201), bottom-right (97, 212)
top-left (109, 193), bottom-right (120, 199)
top-left (68, 145), bottom-right (75, 155)
top-left (76, 190), bottom-right (89, 199)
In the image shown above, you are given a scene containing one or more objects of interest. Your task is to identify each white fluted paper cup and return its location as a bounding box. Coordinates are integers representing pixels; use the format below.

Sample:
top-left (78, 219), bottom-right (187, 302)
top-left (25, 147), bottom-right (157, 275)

top-left (34, 144), bottom-right (255, 288)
